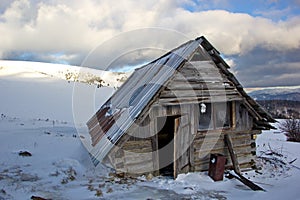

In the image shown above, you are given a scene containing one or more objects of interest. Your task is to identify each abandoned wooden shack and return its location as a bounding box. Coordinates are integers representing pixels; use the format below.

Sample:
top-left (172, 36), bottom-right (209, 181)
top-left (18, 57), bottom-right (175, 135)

top-left (86, 36), bottom-right (275, 178)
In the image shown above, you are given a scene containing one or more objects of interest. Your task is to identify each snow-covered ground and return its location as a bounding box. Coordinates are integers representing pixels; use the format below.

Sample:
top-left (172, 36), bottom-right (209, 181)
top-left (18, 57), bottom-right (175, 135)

top-left (0, 61), bottom-right (300, 199)
top-left (1, 116), bottom-right (300, 200)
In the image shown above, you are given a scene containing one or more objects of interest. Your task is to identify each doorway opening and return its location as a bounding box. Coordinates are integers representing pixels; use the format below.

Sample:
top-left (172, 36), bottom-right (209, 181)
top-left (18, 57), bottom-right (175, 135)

top-left (157, 116), bottom-right (179, 177)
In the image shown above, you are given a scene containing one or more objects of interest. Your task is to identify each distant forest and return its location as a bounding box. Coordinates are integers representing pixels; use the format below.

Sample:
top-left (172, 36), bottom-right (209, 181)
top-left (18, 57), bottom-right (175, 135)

top-left (257, 100), bottom-right (300, 119)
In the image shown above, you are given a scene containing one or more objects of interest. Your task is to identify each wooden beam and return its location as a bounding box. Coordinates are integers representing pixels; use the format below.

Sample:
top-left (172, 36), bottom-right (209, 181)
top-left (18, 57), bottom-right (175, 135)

top-left (232, 101), bottom-right (236, 129)
top-left (224, 134), bottom-right (265, 191)
top-left (224, 134), bottom-right (240, 174)
top-left (228, 171), bottom-right (265, 191)
top-left (150, 117), bottom-right (159, 176)
top-left (173, 117), bottom-right (180, 179)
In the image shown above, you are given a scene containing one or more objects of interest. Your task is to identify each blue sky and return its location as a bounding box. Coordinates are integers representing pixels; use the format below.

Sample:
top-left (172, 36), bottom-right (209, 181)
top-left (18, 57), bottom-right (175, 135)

top-left (184, 0), bottom-right (300, 20)
top-left (0, 0), bottom-right (299, 88)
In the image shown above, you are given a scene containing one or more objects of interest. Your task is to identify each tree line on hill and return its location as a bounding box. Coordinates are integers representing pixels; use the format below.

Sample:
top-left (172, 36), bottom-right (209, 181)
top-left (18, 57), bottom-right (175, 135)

top-left (257, 100), bottom-right (300, 119)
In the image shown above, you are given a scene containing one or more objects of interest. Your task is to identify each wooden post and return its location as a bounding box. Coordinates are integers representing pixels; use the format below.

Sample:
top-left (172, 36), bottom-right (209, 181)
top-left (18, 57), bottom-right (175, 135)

top-left (232, 101), bottom-right (236, 129)
top-left (151, 117), bottom-right (159, 176)
top-left (173, 117), bottom-right (180, 179)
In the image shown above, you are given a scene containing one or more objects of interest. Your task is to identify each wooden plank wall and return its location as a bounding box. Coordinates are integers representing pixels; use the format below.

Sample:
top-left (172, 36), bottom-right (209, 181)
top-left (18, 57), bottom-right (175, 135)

top-left (156, 60), bottom-right (258, 172)
top-left (107, 102), bottom-right (258, 175)
top-left (192, 101), bottom-right (259, 172)
top-left (193, 130), bottom-right (259, 171)
top-left (106, 117), bottom-right (154, 175)
top-left (106, 59), bottom-right (260, 175)
top-left (157, 61), bottom-right (243, 106)
top-left (107, 104), bottom-right (196, 176)
top-left (235, 101), bottom-right (254, 132)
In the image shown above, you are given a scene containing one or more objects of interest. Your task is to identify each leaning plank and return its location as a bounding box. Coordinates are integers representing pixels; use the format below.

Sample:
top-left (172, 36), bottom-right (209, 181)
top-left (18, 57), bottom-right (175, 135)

top-left (224, 134), bottom-right (240, 174)
top-left (228, 171), bottom-right (265, 191)
top-left (225, 134), bottom-right (264, 191)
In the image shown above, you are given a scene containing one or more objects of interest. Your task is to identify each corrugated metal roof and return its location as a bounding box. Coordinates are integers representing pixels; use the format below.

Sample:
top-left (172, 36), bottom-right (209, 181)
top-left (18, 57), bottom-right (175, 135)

top-left (87, 39), bottom-right (200, 163)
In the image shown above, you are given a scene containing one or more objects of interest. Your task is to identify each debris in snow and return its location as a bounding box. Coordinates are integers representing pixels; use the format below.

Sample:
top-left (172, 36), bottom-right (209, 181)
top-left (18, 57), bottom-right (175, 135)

top-left (184, 186), bottom-right (194, 190)
top-left (18, 151), bottom-right (32, 157)
top-left (30, 195), bottom-right (49, 200)
top-left (60, 167), bottom-right (77, 184)
top-left (289, 158), bottom-right (297, 164)
top-left (20, 173), bottom-right (39, 182)
top-left (95, 189), bottom-right (103, 197)
top-left (256, 141), bottom-right (298, 179)
top-left (44, 131), bottom-right (51, 135)
top-left (0, 189), bottom-right (5, 195)
top-left (106, 187), bottom-right (113, 193)
top-left (146, 173), bottom-right (154, 181)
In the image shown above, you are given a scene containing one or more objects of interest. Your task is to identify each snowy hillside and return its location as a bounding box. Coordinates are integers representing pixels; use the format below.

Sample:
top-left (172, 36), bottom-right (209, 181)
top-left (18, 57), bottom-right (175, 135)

top-left (0, 60), bottom-right (131, 89)
top-left (249, 88), bottom-right (300, 101)
top-left (1, 61), bottom-right (300, 199)
top-left (0, 60), bottom-right (130, 122)
top-left (248, 87), bottom-right (300, 119)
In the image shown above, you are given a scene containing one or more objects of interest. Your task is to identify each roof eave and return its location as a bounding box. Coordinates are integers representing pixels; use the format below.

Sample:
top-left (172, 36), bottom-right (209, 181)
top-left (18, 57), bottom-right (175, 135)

top-left (197, 36), bottom-right (276, 127)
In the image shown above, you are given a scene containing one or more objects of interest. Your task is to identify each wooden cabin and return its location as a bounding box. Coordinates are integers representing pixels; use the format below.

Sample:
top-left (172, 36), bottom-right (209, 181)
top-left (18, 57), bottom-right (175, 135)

top-left (86, 36), bottom-right (275, 178)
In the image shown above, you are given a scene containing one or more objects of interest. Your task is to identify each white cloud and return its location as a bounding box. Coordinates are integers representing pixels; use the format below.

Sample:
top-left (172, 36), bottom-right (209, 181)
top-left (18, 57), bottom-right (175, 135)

top-left (0, 0), bottom-right (299, 67)
top-left (174, 10), bottom-right (300, 55)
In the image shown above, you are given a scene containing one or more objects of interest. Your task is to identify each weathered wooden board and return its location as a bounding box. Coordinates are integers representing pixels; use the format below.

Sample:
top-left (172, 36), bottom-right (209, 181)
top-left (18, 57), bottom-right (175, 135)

top-left (124, 152), bottom-right (153, 165)
top-left (160, 89), bottom-right (240, 98)
top-left (172, 76), bottom-right (229, 83)
top-left (174, 110), bottom-right (192, 177)
top-left (150, 113), bottom-right (159, 176)
top-left (121, 134), bottom-right (152, 150)
top-left (125, 160), bottom-right (154, 174)
top-left (150, 105), bottom-right (182, 117)
top-left (184, 61), bottom-right (220, 71)
top-left (167, 83), bottom-right (235, 90)
top-left (194, 132), bottom-right (252, 144)
top-left (194, 160), bottom-right (254, 172)
top-left (195, 129), bottom-right (261, 140)
top-left (157, 95), bottom-right (243, 105)
top-left (194, 152), bottom-right (255, 168)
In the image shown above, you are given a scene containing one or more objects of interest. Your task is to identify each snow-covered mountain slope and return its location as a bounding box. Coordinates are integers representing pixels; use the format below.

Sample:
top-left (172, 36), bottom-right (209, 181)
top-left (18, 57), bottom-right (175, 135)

top-left (249, 87), bottom-right (300, 101)
top-left (0, 60), bottom-right (132, 88)
top-left (0, 60), bottom-right (118, 122)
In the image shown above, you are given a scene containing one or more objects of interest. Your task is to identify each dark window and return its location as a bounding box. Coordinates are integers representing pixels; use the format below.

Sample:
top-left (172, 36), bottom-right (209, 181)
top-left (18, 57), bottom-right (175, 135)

top-left (199, 103), bottom-right (212, 130)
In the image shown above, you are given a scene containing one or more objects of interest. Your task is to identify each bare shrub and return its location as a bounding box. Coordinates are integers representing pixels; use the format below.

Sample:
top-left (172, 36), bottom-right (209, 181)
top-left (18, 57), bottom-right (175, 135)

top-left (279, 119), bottom-right (300, 142)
